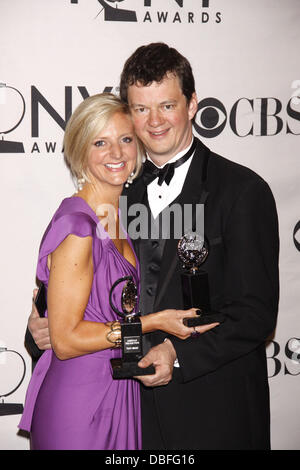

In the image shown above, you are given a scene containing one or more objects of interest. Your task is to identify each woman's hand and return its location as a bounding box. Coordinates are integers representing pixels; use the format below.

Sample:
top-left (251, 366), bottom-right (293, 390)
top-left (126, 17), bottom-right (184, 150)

top-left (157, 308), bottom-right (220, 339)
top-left (141, 308), bottom-right (219, 340)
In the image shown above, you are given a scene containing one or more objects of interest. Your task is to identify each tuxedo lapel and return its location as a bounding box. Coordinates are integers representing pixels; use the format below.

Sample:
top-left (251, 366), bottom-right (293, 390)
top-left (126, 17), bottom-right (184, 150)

top-left (154, 139), bottom-right (211, 309)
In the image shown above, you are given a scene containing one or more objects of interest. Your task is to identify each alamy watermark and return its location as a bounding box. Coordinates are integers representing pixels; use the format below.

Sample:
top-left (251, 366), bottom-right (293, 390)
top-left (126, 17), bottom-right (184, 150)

top-left (95, 196), bottom-right (204, 241)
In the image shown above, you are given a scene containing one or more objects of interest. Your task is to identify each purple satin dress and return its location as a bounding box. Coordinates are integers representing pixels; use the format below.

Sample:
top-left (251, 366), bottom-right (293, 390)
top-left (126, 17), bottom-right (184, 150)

top-left (19, 197), bottom-right (141, 450)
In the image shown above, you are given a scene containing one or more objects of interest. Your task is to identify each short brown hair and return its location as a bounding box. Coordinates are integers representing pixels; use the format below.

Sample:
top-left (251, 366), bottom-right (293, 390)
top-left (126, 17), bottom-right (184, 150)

top-left (120, 43), bottom-right (195, 104)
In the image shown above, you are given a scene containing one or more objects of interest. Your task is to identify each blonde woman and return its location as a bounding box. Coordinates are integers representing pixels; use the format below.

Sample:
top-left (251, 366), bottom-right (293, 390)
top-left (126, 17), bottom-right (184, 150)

top-left (19, 94), bottom-right (215, 450)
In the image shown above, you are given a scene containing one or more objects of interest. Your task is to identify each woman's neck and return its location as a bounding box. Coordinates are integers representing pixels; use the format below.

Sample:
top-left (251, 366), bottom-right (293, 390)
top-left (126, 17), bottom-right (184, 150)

top-left (77, 182), bottom-right (121, 213)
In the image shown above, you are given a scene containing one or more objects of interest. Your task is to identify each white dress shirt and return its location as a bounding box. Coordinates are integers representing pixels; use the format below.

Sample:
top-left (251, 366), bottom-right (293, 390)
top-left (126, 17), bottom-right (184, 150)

top-left (146, 140), bottom-right (195, 368)
top-left (147, 140), bottom-right (194, 219)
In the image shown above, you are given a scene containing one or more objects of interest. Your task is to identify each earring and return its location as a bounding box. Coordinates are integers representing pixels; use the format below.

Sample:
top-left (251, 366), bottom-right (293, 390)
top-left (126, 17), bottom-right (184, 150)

top-left (76, 177), bottom-right (85, 192)
top-left (125, 172), bottom-right (134, 188)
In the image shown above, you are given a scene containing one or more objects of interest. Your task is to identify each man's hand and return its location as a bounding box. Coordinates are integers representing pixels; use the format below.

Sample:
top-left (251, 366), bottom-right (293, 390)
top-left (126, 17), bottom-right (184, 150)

top-left (134, 339), bottom-right (176, 387)
top-left (28, 289), bottom-right (51, 350)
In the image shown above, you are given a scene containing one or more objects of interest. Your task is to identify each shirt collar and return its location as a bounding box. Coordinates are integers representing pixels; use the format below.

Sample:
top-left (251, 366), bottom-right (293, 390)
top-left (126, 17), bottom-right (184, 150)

top-left (146, 138), bottom-right (194, 169)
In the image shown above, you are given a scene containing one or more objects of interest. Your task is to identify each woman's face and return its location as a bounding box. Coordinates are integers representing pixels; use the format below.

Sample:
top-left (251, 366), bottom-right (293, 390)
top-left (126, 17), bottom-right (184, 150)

top-left (86, 112), bottom-right (137, 189)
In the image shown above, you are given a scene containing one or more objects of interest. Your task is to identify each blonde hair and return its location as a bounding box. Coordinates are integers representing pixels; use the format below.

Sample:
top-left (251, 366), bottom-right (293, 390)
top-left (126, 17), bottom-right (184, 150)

top-left (63, 93), bottom-right (143, 182)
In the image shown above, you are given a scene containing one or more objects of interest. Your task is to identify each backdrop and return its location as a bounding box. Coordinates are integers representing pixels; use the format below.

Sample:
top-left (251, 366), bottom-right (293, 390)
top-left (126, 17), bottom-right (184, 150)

top-left (0, 0), bottom-right (299, 450)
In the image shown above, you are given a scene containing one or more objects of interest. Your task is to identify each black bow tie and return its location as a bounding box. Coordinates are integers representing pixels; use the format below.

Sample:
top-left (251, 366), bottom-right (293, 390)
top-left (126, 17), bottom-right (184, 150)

top-left (142, 138), bottom-right (197, 186)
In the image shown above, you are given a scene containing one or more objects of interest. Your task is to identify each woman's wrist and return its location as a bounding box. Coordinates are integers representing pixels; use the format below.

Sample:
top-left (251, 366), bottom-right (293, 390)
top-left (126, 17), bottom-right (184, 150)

top-left (141, 310), bottom-right (163, 334)
top-left (105, 321), bottom-right (122, 348)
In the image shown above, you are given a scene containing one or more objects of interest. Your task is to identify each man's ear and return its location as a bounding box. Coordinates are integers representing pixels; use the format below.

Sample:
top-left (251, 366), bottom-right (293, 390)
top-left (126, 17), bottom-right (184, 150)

top-left (188, 92), bottom-right (198, 121)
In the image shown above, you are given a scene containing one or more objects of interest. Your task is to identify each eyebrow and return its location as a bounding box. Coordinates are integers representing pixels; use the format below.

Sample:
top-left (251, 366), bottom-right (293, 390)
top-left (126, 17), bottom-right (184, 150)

top-left (160, 100), bottom-right (177, 105)
top-left (93, 131), bottom-right (134, 139)
top-left (129, 103), bottom-right (145, 108)
top-left (130, 99), bottom-right (177, 107)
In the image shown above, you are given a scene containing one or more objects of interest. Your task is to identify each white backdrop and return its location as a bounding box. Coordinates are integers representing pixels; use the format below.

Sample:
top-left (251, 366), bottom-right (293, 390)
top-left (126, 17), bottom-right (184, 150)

top-left (0, 0), bottom-right (299, 450)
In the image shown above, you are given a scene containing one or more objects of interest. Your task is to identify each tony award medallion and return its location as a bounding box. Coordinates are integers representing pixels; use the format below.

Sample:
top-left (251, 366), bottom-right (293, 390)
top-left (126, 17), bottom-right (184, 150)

top-left (109, 276), bottom-right (155, 379)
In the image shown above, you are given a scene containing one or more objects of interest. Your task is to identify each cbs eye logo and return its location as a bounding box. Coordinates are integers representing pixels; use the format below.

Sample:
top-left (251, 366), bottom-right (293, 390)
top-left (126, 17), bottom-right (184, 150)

top-left (193, 98), bottom-right (227, 138)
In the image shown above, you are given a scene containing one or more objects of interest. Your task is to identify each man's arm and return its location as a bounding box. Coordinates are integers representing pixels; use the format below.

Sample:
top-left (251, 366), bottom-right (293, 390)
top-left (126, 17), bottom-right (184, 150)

top-left (136, 324), bottom-right (218, 387)
top-left (170, 177), bottom-right (279, 382)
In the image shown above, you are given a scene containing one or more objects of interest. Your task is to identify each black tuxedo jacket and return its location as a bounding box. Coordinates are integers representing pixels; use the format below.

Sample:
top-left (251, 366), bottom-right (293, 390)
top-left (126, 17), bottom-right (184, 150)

top-left (125, 139), bottom-right (279, 450)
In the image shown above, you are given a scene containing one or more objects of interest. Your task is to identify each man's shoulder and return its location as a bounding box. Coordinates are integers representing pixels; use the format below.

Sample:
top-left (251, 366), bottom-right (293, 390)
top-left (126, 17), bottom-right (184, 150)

top-left (207, 148), bottom-right (269, 192)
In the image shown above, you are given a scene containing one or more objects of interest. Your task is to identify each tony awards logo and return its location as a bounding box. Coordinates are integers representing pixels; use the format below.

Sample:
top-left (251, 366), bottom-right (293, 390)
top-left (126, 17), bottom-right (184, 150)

top-left (95, 0), bottom-right (137, 22)
top-left (70, 1), bottom-right (218, 25)
top-left (0, 83), bottom-right (25, 153)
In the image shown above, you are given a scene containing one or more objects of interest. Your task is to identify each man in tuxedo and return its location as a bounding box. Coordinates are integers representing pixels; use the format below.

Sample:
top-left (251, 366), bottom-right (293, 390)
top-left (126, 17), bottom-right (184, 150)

top-left (26, 43), bottom-right (279, 449)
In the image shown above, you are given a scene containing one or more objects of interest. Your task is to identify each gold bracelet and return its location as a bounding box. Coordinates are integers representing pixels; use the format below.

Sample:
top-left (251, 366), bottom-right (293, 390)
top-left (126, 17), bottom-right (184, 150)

top-left (105, 321), bottom-right (122, 348)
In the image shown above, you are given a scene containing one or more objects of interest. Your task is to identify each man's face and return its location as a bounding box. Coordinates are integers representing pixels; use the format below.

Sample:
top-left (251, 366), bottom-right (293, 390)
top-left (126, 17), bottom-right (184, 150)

top-left (127, 74), bottom-right (198, 166)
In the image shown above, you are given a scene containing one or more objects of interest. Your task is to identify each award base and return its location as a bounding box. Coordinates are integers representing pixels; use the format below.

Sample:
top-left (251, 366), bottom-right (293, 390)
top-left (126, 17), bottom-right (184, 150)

top-left (110, 358), bottom-right (155, 379)
top-left (0, 140), bottom-right (25, 153)
top-left (0, 403), bottom-right (23, 416)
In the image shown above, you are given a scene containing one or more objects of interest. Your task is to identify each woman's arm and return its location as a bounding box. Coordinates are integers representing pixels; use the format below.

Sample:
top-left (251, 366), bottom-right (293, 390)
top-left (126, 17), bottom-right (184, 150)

top-left (37, 233), bottom-right (216, 361)
top-left (47, 234), bottom-right (120, 360)
top-left (141, 309), bottom-right (218, 339)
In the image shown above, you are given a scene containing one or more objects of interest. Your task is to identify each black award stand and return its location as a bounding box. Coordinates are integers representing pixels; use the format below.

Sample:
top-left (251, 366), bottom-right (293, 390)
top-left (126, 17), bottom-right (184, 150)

top-left (109, 276), bottom-right (155, 379)
top-left (178, 232), bottom-right (225, 327)
top-left (181, 269), bottom-right (210, 311)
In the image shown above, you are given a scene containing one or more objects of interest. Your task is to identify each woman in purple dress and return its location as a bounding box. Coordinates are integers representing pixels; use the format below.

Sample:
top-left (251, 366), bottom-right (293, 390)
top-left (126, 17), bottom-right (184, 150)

top-left (19, 94), bottom-right (214, 450)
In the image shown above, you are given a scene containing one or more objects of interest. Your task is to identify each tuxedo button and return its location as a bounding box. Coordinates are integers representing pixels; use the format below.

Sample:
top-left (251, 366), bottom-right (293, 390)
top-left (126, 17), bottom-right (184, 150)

top-left (146, 287), bottom-right (154, 296)
top-left (149, 263), bottom-right (160, 272)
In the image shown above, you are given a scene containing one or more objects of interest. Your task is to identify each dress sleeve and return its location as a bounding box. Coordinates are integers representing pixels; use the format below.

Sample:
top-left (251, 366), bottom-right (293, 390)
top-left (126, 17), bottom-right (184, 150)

top-left (36, 209), bottom-right (97, 283)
